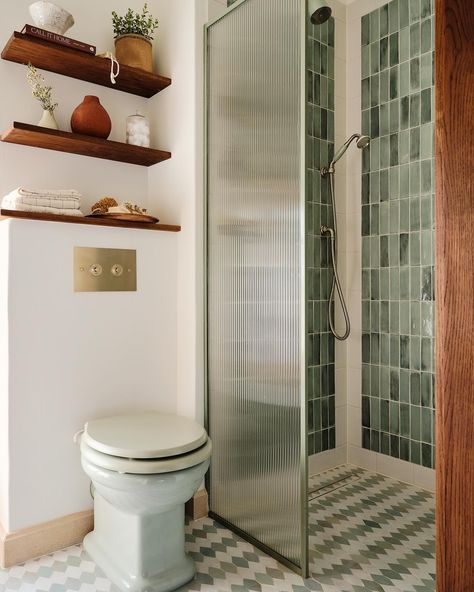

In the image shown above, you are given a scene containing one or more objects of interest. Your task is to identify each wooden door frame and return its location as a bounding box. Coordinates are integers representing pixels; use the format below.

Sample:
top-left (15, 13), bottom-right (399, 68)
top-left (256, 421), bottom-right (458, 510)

top-left (435, 1), bottom-right (474, 590)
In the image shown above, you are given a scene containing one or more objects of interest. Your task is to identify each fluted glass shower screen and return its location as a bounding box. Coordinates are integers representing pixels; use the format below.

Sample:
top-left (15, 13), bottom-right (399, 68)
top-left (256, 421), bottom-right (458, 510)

top-left (205, 0), bottom-right (308, 574)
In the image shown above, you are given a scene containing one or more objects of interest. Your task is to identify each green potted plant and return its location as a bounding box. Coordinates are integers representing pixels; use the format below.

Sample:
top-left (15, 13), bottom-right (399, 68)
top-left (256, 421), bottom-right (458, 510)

top-left (112, 3), bottom-right (159, 73)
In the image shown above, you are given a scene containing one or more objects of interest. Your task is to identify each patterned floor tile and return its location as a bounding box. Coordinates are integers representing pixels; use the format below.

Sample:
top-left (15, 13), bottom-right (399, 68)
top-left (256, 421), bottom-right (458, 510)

top-left (0, 465), bottom-right (435, 592)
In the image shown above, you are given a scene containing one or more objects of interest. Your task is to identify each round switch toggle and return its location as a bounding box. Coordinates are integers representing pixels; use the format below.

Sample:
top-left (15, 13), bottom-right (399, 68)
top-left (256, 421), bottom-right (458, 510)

top-left (111, 264), bottom-right (124, 277)
top-left (90, 264), bottom-right (103, 277)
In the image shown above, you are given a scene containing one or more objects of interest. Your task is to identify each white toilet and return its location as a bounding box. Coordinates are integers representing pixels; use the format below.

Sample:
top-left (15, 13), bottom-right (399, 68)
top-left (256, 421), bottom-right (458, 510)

top-left (80, 411), bottom-right (212, 592)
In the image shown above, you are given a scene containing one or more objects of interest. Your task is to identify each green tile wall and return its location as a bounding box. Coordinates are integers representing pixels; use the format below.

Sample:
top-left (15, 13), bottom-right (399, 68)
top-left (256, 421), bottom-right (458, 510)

top-left (361, 0), bottom-right (435, 468)
top-left (307, 17), bottom-right (336, 456)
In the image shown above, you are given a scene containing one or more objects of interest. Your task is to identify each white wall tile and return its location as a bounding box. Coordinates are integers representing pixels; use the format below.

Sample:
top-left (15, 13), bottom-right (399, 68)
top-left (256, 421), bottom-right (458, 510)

top-left (347, 404), bottom-right (362, 445)
top-left (309, 446), bottom-right (347, 476)
top-left (347, 367), bottom-right (362, 407)
top-left (335, 368), bottom-right (348, 407)
top-left (348, 445), bottom-right (376, 470)
top-left (376, 454), bottom-right (415, 485)
top-left (328, 0), bottom-right (347, 23)
top-left (413, 466), bottom-right (436, 493)
top-left (336, 406), bottom-right (348, 446)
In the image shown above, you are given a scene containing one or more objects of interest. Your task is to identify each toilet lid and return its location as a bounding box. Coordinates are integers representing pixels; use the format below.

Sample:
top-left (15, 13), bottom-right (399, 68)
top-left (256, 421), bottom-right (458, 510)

top-left (82, 412), bottom-right (208, 459)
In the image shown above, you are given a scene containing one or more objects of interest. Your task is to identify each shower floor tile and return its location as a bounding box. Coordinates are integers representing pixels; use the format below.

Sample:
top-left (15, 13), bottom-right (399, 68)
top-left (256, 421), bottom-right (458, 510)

top-left (0, 465), bottom-right (435, 592)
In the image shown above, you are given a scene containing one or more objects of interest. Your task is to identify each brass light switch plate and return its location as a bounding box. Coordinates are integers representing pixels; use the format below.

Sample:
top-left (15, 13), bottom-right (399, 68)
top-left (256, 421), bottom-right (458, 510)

top-left (74, 247), bottom-right (137, 292)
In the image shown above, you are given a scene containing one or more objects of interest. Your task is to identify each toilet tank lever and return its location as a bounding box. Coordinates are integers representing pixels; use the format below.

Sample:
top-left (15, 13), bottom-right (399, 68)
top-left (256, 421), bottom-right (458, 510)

top-left (73, 428), bottom-right (85, 444)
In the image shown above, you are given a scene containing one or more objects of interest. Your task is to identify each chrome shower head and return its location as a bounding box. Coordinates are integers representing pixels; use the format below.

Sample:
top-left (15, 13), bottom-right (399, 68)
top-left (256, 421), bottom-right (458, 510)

top-left (309, 0), bottom-right (332, 25)
top-left (327, 133), bottom-right (370, 171)
top-left (320, 134), bottom-right (370, 176)
top-left (356, 135), bottom-right (371, 149)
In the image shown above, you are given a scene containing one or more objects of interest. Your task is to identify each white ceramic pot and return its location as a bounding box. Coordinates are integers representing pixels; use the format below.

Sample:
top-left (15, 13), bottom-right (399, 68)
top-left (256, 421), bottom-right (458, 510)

top-left (38, 109), bottom-right (58, 130)
top-left (126, 114), bottom-right (150, 148)
top-left (29, 1), bottom-right (74, 35)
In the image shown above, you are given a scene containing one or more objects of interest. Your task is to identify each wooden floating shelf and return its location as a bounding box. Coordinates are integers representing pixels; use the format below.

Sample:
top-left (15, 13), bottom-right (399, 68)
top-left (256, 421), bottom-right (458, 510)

top-left (2, 32), bottom-right (172, 98)
top-left (1, 122), bottom-right (171, 167)
top-left (0, 209), bottom-right (181, 233)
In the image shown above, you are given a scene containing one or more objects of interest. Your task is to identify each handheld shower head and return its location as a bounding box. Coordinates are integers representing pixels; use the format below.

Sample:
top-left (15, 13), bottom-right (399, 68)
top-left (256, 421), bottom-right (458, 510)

top-left (326, 133), bottom-right (370, 172)
top-left (309, 0), bottom-right (332, 25)
top-left (356, 135), bottom-right (371, 149)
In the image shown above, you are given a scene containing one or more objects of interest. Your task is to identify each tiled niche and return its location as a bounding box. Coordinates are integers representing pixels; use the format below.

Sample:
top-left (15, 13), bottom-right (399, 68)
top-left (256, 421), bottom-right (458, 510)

top-left (360, 0), bottom-right (435, 469)
top-left (307, 17), bottom-right (337, 456)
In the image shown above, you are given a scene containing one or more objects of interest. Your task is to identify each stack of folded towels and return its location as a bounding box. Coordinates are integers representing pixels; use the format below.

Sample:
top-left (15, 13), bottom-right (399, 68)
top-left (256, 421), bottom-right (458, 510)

top-left (2, 187), bottom-right (84, 217)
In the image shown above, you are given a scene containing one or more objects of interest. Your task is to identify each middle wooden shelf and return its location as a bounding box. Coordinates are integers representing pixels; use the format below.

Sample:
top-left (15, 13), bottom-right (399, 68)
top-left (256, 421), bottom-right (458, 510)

top-left (1, 122), bottom-right (171, 167)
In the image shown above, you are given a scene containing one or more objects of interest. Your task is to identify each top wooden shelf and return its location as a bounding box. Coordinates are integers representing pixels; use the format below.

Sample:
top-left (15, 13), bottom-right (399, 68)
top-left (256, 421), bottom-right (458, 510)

top-left (1, 32), bottom-right (172, 98)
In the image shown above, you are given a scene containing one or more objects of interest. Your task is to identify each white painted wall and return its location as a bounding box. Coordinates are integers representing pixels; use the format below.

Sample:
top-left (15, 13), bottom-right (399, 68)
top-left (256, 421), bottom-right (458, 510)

top-left (0, 0), bottom-right (211, 532)
top-left (5, 220), bottom-right (178, 531)
top-left (0, 225), bottom-right (10, 531)
top-left (147, 0), bottom-right (208, 425)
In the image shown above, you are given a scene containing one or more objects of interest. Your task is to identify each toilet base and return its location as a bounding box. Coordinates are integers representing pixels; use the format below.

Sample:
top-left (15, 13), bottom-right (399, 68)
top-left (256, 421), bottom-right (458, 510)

top-left (84, 532), bottom-right (195, 592)
top-left (84, 491), bottom-right (196, 592)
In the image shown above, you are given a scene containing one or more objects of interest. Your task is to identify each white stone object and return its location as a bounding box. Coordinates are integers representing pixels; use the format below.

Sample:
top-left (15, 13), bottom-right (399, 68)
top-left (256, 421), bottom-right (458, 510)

top-left (29, 2), bottom-right (74, 35)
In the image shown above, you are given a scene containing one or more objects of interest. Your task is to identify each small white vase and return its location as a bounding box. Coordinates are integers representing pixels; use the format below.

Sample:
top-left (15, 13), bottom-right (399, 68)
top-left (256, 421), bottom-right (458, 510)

top-left (38, 109), bottom-right (58, 130)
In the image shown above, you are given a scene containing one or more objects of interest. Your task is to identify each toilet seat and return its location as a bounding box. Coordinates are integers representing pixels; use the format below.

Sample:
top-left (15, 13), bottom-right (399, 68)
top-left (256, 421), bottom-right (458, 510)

top-left (81, 438), bottom-right (212, 474)
top-left (81, 411), bottom-right (211, 475)
top-left (82, 411), bottom-right (208, 459)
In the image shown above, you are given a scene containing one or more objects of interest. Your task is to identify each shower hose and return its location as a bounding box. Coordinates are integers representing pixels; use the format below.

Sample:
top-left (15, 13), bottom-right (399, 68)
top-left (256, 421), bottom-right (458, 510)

top-left (320, 171), bottom-right (351, 341)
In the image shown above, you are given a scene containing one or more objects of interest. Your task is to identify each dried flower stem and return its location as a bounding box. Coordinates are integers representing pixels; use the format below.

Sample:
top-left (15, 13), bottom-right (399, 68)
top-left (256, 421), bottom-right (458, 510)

top-left (26, 64), bottom-right (58, 113)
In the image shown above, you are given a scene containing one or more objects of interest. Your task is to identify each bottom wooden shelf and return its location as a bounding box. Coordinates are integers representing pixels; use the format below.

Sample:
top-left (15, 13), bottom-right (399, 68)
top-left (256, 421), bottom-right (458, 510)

top-left (0, 209), bottom-right (181, 232)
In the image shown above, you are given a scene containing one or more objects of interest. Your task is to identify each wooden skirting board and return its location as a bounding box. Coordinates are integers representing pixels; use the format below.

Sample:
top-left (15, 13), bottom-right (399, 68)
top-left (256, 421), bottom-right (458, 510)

top-left (0, 510), bottom-right (93, 568)
top-left (0, 490), bottom-right (209, 568)
top-left (185, 489), bottom-right (209, 521)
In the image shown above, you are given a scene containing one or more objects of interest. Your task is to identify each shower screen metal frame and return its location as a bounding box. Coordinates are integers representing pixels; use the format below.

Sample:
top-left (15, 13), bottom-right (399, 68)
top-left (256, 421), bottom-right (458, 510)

top-left (203, 0), bottom-right (309, 576)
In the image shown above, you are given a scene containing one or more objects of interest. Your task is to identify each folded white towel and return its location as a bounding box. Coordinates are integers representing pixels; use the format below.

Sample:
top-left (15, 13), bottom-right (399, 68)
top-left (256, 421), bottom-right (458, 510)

top-left (17, 187), bottom-right (81, 199)
top-left (3, 188), bottom-right (82, 210)
top-left (1, 200), bottom-right (84, 217)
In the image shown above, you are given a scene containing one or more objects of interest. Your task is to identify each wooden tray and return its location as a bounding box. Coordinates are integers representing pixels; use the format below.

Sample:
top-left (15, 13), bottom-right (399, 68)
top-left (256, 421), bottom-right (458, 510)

top-left (87, 212), bottom-right (159, 224)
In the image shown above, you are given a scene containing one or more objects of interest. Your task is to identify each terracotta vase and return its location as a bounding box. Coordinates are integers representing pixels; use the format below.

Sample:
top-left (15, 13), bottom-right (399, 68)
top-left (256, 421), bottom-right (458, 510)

top-left (114, 34), bottom-right (153, 72)
top-left (70, 96), bottom-right (112, 139)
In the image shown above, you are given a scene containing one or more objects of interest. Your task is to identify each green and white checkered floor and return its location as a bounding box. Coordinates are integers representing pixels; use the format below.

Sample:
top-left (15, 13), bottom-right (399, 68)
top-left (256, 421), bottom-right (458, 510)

top-left (0, 465), bottom-right (435, 592)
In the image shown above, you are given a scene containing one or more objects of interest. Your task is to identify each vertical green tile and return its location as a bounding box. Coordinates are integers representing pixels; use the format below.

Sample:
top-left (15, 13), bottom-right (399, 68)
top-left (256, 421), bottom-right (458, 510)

top-left (399, 26), bottom-right (410, 63)
top-left (370, 9), bottom-right (380, 41)
top-left (399, 0), bottom-right (410, 29)
top-left (410, 0), bottom-right (421, 23)
top-left (360, 0), bottom-right (434, 466)
top-left (410, 23), bottom-right (421, 58)
top-left (389, 0), bottom-right (399, 34)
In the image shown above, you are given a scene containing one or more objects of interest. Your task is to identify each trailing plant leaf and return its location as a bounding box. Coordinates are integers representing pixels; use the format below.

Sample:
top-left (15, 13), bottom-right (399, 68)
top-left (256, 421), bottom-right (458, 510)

top-left (112, 3), bottom-right (159, 40)
top-left (26, 63), bottom-right (58, 113)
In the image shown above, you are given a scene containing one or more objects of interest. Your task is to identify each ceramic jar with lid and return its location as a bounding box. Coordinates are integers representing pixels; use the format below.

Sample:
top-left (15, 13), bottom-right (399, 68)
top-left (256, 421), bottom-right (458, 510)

top-left (126, 113), bottom-right (150, 147)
